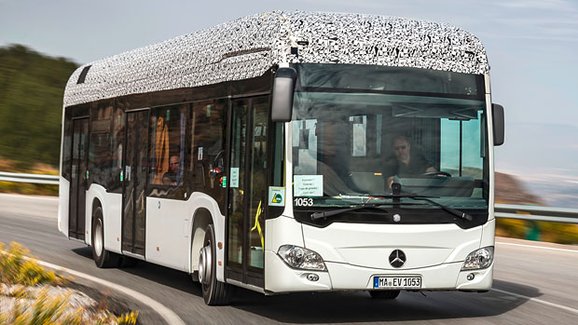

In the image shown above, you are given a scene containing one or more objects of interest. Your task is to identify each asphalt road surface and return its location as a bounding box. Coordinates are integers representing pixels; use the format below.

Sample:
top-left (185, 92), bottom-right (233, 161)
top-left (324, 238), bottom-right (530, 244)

top-left (1, 193), bottom-right (577, 324)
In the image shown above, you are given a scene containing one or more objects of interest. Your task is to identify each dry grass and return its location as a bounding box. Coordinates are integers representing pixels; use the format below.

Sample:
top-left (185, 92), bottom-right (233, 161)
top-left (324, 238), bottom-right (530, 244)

top-left (0, 241), bottom-right (138, 325)
top-left (0, 242), bottom-right (63, 286)
top-left (1, 287), bottom-right (139, 325)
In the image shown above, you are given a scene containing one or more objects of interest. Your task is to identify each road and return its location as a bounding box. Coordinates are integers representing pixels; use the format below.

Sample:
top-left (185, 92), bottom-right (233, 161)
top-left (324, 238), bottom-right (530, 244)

top-left (1, 193), bottom-right (577, 324)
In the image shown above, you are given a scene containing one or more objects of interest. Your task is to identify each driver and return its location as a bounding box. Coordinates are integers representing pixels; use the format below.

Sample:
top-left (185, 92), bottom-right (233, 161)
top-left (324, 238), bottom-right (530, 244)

top-left (386, 135), bottom-right (436, 188)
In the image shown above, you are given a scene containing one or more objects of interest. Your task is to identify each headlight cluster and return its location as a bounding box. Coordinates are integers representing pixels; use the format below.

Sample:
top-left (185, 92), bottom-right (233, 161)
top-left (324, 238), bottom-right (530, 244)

top-left (461, 246), bottom-right (494, 271)
top-left (278, 245), bottom-right (327, 271)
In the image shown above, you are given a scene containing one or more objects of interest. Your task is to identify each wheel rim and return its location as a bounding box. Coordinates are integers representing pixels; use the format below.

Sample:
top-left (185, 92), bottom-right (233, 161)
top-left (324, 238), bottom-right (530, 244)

top-left (94, 219), bottom-right (104, 257)
top-left (198, 244), bottom-right (212, 286)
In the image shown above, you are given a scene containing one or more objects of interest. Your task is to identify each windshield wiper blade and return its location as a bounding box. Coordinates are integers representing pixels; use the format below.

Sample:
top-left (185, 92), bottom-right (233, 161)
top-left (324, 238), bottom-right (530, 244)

top-left (367, 194), bottom-right (473, 221)
top-left (409, 196), bottom-right (473, 221)
top-left (310, 204), bottom-right (389, 221)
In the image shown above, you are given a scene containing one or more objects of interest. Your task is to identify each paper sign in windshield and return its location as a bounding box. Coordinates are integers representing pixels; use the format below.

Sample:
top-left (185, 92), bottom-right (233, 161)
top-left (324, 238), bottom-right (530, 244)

top-left (294, 175), bottom-right (323, 197)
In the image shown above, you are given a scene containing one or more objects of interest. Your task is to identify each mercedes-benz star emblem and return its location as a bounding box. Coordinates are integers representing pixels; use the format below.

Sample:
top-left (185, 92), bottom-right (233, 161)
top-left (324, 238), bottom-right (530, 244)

top-left (389, 249), bottom-right (406, 268)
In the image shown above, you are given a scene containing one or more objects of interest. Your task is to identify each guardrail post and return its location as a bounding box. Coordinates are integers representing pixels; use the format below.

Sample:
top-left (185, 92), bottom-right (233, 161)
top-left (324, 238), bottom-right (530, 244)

top-left (525, 221), bottom-right (540, 241)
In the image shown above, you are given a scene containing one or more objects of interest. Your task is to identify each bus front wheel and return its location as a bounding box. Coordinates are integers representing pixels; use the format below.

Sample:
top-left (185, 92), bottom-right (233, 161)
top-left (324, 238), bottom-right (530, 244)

top-left (198, 224), bottom-right (231, 305)
top-left (91, 207), bottom-right (120, 268)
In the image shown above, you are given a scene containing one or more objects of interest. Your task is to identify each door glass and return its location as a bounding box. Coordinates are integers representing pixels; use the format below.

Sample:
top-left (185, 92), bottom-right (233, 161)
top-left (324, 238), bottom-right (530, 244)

top-left (227, 100), bottom-right (248, 266)
top-left (122, 110), bottom-right (149, 255)
top-left (227, 96), bottom-right (270, 277)
top-left (190, 100), bottom-right (227, 208)
top-left (69, 118), bottom-right (88, 239)
top-left (248, 98), bottom-right (269, 270)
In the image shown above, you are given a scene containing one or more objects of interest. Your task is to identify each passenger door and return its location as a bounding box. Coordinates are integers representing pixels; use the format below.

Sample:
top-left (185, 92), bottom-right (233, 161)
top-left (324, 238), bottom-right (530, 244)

top-left (122, 110), bottom-right (149, 256)
top-left (226, 96), bottom-right (270, 287)
top-left (69, 117), bottom-right (89, 240)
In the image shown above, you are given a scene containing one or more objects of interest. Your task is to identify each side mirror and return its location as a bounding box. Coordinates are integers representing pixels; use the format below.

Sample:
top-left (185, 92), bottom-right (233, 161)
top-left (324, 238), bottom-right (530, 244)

top-left (271, 67), bottom-right (297, 122)
top-left (492, 103), bottom-right (505, 146)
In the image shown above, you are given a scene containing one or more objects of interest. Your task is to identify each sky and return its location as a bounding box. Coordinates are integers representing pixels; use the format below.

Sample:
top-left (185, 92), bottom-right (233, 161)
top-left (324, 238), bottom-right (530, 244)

top-left (1, 0), bottom-right (578, 205)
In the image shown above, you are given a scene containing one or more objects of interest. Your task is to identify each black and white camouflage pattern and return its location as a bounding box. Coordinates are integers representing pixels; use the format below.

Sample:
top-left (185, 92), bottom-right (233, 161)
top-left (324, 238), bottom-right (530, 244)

top-left (63, 11), bottom-right (489, 107)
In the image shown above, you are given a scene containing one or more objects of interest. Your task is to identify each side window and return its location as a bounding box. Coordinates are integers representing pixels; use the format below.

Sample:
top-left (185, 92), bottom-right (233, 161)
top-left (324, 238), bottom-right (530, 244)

top-left (190, 100), bottom-right (226, 205)
top-left (109, 106), bottom-right (124, 192)
top-left (348, 113), bottom-right (382, 160)
top-left (349, 115), bottom-right (367, 157)
top-left (89, 103), bottom-right (113, 188)
top-left (292, 119), bottom-right (318, 175)
top-left (62, 110), bottom-right (73, 180)
top-left (149, 105), bottom-right (187, 197)
top-left (440, 112), bottom-right (483, 178)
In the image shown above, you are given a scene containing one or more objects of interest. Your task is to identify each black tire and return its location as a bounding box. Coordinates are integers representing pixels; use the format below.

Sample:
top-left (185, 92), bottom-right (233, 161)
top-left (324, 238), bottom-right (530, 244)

top-left (91, 207), bottom-right (121, 268)
top-left (198, 224), bottom-right (232, 305)
top-left (369, 290), bottom-right (401, 300)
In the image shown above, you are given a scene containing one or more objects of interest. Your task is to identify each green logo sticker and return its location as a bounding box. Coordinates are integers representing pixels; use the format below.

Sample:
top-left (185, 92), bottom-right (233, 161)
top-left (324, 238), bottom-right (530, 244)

top-left (268, 187), bottom-right (285, 207)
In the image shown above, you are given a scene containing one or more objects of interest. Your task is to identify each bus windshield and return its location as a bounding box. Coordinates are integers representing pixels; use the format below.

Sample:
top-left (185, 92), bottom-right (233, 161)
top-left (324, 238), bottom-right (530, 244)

top-left (291, 63), bottom-right (488, 212)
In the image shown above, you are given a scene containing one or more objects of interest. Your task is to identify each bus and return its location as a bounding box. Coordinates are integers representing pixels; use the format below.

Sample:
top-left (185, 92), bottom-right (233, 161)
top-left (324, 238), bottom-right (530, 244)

top-left (58, 11), bottom-right (505, 305)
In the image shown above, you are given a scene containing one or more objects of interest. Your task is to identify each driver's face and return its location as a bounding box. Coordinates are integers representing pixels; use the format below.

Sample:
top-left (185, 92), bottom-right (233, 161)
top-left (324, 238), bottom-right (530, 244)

top-left (393, 138), bottom-right (411, 164)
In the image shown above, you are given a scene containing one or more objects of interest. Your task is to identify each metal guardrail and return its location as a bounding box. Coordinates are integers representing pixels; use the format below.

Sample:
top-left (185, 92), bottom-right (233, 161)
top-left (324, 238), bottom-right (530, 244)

top-left (0, 171), bottom-right (59, 185)
top-left (1, 172), bottom-right (578, 224)
top-left (495, 204), bottom-right (578, 224)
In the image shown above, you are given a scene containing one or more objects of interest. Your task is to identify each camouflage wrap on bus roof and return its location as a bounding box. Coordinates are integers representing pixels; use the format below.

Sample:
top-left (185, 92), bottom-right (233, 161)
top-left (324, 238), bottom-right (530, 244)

top-left (64, 11), bottom-right (489, 107)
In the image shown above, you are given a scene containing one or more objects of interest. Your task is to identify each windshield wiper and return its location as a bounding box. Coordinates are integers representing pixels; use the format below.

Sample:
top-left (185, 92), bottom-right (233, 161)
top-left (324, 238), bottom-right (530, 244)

top-left (310, 204), bottom-right (390, 221)
top-left (407, 196), bottom-right (473, 221)
top-left (367, 194), bottom-right (473, 221)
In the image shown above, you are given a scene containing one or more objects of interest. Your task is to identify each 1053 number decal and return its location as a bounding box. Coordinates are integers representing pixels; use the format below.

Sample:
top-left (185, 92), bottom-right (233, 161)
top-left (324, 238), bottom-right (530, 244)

top-left (294, 198), bottom-right (314, 207)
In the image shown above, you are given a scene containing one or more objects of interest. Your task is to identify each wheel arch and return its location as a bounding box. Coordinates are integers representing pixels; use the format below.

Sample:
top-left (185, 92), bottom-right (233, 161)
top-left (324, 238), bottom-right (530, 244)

top-left (186, 192), bottom-right (226, 279)
top-left (190, 208), bottom-right (212, 275)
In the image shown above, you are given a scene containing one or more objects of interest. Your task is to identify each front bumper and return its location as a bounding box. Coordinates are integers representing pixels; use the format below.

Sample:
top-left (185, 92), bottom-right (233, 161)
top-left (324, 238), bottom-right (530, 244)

top-left (265, 250), bottom-right (493, 293)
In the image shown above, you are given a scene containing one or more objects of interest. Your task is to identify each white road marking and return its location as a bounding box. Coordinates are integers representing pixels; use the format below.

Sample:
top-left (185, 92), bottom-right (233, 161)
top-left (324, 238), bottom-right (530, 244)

top-left (494, 240), bottom-right (578, 314)
top-left (496, 241), bottom-right (578, 254)
top-left (1, 251), bottom-right (186, 325)
top-left (0, 193), bottom-right (58, 201)
top-left (492, 288), bottom-right (578, 315)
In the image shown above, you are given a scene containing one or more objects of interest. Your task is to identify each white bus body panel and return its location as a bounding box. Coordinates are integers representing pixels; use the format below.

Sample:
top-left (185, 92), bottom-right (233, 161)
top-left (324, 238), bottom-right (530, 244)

top-left (302, 223), bottom-right (481, 269)
top-left (57, 177), bottom-right (70, 237)
top-left (146, 192), bottom-right (225, 277)
top-left (85, 184), bottom-right (122, 253)
top-left (265, 216), bottom-right (494, 293)
top-left (80, 185), bottom-right (225, 278)
top-left (146, 197), bottom-right (191, 271)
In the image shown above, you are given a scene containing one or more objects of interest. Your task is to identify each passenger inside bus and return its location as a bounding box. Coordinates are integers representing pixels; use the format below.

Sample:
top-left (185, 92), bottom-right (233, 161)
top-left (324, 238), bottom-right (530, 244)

top-left (162, 155), bottom-right (180, 185)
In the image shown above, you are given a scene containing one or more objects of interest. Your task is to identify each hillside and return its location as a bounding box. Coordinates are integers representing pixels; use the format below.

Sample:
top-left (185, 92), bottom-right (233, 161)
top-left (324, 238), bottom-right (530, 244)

top-left (0, 44), bottom-right (78, 168)
top-left (495, 172), bottom-right (544, 205)
top-left (494, 172), bottom-right (577, 244)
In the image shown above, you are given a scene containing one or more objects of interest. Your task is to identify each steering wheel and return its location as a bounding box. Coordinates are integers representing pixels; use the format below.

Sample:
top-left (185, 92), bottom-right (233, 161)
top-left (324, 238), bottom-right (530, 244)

top-left (422, 171), bottom-right (452, 177)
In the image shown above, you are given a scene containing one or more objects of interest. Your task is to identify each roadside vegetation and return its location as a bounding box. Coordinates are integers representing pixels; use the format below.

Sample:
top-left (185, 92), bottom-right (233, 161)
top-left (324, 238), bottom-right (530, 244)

top-left (496, 218), bottom-right (578, 245)
top-left (0, 45), bottom-right (77, 168)
top-left (0, 159), bottom-right (58, 196)
top-left (0, 242), bottom-right (138, 324)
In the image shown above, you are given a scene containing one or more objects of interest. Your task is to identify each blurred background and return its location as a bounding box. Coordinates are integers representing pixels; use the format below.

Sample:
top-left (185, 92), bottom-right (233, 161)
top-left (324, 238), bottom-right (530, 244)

top-left (1, 0), bottom-right (577, 243)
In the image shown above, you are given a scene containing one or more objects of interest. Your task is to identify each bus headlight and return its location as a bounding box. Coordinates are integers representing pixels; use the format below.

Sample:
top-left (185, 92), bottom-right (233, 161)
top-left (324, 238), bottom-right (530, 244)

top-left (278, 245), bottom-right (327, 271)
top-left (461, 246), bottom-right (494, 271)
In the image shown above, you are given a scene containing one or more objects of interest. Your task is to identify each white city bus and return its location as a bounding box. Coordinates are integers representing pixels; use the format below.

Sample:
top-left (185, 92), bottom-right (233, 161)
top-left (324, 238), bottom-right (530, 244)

top-left (58, 11), bottom-right (505, 305)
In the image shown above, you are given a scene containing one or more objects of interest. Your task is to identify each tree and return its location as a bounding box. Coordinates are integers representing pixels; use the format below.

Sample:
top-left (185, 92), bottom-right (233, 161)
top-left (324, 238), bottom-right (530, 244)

top-left (0, 44), bottom-right (79, 168)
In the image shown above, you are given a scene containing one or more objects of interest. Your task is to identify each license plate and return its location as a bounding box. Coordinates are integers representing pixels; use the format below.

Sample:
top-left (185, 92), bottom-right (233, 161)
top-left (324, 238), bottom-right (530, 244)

top-left (373, 275), bottom-right (422, 289)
